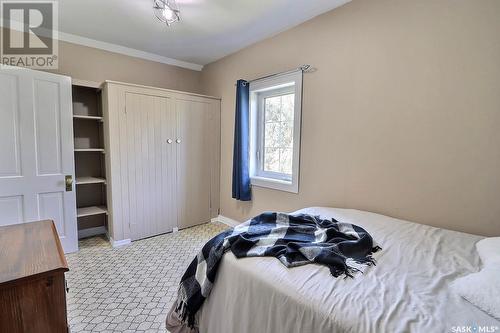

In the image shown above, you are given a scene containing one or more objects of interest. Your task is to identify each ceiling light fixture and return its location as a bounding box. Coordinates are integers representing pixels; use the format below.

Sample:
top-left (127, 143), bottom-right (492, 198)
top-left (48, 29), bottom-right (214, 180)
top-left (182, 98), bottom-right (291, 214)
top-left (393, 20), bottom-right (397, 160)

top-left (153, 0), bottom-right (180, 26)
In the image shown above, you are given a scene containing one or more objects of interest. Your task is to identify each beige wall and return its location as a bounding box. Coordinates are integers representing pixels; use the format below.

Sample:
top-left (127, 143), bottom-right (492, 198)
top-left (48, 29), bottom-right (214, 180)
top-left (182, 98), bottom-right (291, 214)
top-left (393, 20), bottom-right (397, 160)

top-left (1, 28), bottom-right (202, 93)
top-left (53, 41), bottom-right (202, 93)
top-left (201, 0), bottom-right (500, 236)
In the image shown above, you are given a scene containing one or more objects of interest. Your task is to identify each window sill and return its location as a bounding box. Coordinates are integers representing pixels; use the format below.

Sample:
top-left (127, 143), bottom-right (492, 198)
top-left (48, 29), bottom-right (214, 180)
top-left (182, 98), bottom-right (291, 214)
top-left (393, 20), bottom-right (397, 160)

top-left (250, 176), bottom-right (298, 194)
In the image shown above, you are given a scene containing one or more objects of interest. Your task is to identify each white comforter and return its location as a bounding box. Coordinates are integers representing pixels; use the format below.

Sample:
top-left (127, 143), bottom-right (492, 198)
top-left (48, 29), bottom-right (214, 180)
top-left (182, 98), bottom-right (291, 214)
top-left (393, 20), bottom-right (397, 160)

top-left (198, 207), bottom-right (500, 333)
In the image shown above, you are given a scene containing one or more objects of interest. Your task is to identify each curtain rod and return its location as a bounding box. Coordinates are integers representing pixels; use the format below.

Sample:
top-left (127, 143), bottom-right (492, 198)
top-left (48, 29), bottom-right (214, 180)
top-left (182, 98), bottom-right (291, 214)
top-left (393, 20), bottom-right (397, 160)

top-left (236, 64), bottom-right (313, 86)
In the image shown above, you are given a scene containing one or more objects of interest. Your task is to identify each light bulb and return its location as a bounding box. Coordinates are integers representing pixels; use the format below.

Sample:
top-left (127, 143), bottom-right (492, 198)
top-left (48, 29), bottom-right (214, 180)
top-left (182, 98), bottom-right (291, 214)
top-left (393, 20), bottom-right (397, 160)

top-left (163, 7), bottom-right (175, 20)
top-left (154, 0), bottom-right (180, 26)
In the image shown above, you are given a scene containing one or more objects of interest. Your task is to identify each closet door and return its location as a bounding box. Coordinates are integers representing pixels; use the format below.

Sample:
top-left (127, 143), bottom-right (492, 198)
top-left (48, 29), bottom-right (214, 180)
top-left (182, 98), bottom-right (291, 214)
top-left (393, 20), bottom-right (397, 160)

top-left (176, 97), bottom-right (212, 229)
top-left (123, 92), bottom-right (176, 240)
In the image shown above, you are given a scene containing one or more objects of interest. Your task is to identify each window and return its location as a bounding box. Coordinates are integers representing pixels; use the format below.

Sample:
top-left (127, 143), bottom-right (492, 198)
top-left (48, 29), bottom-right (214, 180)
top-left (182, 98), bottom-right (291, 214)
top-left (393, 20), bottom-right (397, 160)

top-left (249, 71), bottom-right (302, 193)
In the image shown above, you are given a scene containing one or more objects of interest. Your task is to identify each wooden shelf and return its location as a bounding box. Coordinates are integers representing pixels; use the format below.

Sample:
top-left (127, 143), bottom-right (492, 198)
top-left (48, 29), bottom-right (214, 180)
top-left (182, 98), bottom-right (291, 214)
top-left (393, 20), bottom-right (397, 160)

top-left (77, 226), bottom-right (107, 239)
top-left (74, 148), bottom-right (105, 153)
top-left (77, 206), bottom-right (108, 218)
top-left (72, 79), bottom-right (102, 89)
top-left (76, 176), bottom-right (106, 185)
top-left (73, 115), bottom-right (103, 121)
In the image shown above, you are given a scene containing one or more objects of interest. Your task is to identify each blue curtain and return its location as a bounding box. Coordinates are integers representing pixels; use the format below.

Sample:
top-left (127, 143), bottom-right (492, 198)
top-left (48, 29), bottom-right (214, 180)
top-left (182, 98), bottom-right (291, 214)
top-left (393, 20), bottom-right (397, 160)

top-left (232, 79), bottom-right (252, 201)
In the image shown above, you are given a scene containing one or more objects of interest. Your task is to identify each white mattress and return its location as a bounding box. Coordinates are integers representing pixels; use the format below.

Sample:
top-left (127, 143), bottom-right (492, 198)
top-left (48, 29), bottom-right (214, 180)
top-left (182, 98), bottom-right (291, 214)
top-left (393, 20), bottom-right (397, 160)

top-left (198, 207), bottom-right (500, 333)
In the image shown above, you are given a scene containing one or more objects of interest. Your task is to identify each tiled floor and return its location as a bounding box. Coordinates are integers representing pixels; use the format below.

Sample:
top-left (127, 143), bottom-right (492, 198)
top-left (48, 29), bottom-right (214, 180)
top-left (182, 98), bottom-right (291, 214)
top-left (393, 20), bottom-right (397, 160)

top-left (66, 222), bottom-right (227, 333)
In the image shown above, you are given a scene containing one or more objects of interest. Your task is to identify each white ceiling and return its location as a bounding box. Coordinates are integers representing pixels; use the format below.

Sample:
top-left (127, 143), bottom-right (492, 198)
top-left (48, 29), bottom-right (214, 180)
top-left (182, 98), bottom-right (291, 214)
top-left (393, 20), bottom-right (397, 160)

top-left (58, 0), bottom-right (349, 70)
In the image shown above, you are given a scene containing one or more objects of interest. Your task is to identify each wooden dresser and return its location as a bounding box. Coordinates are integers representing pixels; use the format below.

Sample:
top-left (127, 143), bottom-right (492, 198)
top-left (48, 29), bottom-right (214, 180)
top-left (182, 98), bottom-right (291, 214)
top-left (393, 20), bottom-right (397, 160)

top-left (0, 220), bottom-right (69, 333)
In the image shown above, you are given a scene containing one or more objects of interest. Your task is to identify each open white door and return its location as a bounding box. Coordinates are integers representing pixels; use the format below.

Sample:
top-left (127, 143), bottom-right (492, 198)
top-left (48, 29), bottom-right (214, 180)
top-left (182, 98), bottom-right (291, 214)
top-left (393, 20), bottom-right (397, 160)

top-left (0, 66), bottom-right (78, 253)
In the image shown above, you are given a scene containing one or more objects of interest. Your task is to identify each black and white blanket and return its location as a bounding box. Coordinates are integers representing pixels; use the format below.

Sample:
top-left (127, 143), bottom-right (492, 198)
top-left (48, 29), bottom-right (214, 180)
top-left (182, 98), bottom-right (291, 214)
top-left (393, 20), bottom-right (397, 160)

top-left (166, 212), bottom-right (381, 333)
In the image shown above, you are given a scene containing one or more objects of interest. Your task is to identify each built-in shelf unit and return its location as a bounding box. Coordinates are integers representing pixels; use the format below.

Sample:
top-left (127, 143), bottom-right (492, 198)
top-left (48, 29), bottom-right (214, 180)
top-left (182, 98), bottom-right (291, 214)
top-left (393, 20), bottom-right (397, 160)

top-left (72, 80), bottom-right (108, 239)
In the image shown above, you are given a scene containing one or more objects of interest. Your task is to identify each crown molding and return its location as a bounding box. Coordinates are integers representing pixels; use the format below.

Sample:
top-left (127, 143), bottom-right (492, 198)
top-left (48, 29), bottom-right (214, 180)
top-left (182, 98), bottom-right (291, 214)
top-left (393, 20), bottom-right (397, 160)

top-left (0, 22), bottom-right (203, 71)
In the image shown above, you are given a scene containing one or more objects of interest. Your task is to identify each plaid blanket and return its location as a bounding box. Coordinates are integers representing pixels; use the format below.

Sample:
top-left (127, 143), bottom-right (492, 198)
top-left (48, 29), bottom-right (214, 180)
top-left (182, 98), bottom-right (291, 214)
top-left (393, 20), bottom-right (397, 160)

top-left (166, 212), bottom-right (381, 333)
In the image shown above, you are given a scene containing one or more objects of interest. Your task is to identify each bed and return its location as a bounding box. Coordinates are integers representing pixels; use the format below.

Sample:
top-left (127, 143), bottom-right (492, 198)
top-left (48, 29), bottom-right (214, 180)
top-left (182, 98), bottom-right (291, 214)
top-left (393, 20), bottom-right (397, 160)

top-left (196, 207), bottom-right (500, 333)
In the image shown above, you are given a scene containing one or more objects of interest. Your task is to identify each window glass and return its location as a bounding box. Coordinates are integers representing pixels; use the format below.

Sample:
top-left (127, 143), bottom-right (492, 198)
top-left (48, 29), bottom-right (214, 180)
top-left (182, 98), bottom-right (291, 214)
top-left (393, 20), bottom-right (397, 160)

top-left (263, 93), bottom-right (294, 175)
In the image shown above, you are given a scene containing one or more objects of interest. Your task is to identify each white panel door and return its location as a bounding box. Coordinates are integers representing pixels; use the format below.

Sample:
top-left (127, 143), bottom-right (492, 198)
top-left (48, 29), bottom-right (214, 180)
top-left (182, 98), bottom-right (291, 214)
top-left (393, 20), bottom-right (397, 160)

top-left (123, 92), bottom-right (176, 240)
top-left (0, 66), bottom-right (77, 253)
top-left (176, 98), bottom-right (212, 229)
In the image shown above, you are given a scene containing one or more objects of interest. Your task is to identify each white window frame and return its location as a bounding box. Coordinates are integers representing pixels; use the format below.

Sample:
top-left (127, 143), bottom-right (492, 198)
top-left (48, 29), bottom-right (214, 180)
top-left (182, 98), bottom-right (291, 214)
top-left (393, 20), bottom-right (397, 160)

top-left (249, 71), bottom-right (302, 193)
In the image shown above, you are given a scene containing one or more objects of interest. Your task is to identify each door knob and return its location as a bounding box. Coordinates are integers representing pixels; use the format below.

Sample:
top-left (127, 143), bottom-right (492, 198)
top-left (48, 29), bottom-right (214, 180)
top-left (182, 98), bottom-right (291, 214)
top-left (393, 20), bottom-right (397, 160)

top-left (167, 139), bottom-right (173, 144)
top-left (176, 139), bottom-right (181, 144)
top-left (65, 175), bottom-right (73, 192)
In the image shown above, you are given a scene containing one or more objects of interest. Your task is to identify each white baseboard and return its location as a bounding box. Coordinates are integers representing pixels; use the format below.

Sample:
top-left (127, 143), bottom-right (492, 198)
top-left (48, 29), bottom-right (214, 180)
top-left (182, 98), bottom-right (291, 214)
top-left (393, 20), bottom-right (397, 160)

top-left (109, 237), bottom-right (132, 247)
top-left (78, 226), bottom-right (107, 239)
top-left (211, 215), bottom-right (241, 227)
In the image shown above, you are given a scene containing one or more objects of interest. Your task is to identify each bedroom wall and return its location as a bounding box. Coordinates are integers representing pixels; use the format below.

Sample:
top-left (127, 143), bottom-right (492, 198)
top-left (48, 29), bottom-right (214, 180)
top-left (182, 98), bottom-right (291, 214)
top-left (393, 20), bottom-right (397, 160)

top-left (0, 28), bottom-right (202, 93)
top-left (200, 0), bottom-right (500, 236)
top-left (53, 41), bottom-right (202, 93)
